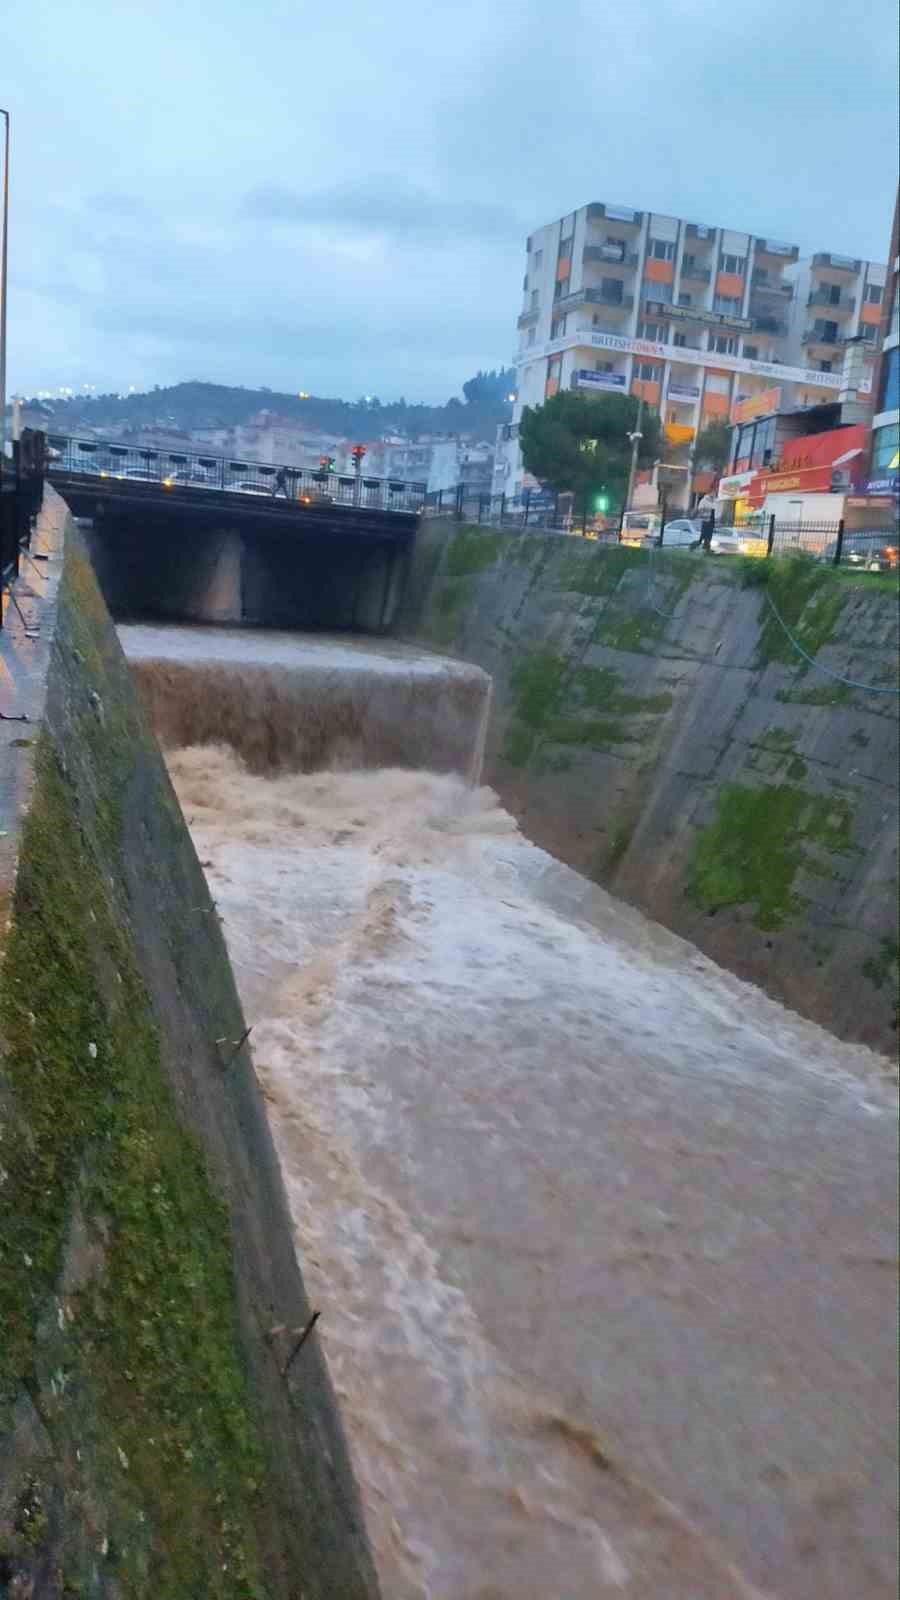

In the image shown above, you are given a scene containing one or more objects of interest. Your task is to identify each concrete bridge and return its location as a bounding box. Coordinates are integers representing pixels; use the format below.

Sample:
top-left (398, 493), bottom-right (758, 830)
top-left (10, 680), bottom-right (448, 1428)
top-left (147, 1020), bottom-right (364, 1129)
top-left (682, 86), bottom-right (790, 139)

top-left (48, 434), bottom-right (423, 630)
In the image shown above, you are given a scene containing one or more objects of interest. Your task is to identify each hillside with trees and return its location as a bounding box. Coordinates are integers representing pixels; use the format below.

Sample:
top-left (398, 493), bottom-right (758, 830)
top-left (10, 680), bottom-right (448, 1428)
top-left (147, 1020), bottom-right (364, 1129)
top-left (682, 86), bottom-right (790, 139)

top-left (23, 369), bottom-right (516, 441)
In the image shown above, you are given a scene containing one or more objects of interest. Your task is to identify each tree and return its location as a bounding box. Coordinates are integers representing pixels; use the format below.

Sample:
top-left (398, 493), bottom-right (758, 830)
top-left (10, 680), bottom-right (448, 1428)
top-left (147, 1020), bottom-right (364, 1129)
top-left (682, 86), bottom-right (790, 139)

top-left (519, 390), bottom-right (661, 521)
top-left (692, 418), bottom-right (733, 480)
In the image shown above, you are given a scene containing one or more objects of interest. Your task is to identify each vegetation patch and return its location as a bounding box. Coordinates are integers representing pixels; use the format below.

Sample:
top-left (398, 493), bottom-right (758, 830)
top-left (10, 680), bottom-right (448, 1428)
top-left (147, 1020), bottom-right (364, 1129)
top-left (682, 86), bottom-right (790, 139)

top-left (775, 681), bottom-right (854, 706)
top-left (687, 780), bottom-right (855, 930)
top-left (0, 743), bottom-right (267, 1596)
top-left (443, 525), bottom-right (502, 577)
top-left (753, 556), bottom-right (846, 666)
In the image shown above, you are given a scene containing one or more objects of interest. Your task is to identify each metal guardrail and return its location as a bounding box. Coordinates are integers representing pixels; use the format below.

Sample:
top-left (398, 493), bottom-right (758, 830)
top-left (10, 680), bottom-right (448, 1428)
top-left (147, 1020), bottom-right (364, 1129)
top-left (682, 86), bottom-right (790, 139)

top-left (1, 429), bottom-right (45, 621)
top-left (46, 435), bottom-right (428, 515)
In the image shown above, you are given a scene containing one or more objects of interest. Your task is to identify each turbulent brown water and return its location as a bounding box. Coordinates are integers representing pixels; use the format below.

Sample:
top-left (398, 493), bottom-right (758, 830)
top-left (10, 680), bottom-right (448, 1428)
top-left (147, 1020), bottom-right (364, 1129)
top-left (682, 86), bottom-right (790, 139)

top-left (121, 624), bottom-right (899, 1600)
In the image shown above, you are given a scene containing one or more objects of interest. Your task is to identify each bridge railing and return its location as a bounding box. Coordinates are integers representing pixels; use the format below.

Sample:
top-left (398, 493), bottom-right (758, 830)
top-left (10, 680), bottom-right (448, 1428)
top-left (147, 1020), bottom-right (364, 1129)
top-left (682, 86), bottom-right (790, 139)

top-left (46, 435), bottom-right (428, 515)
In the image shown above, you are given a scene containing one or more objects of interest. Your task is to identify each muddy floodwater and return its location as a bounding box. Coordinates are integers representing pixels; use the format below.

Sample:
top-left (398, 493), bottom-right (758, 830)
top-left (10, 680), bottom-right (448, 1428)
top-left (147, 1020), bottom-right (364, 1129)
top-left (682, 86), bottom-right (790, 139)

top-left (122, 624), bottom-right (899, 1600)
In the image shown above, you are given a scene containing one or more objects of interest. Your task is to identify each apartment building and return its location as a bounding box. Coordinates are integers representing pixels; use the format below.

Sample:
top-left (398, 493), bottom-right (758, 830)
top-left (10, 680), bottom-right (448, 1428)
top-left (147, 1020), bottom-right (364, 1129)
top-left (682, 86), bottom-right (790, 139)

top-left (496, 199), bottom-right (882, 502)
top-left (785, 252), bottom-right (887, 379)
top-left (868, 185), bottom-right (899, 494)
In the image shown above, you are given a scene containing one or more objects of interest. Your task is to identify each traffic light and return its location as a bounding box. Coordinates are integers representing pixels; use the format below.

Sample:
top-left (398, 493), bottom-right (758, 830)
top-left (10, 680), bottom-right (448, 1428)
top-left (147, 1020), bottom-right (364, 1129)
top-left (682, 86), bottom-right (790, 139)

top-left (594, 492), bottom-right (610, 513)
top-left (351, 444), bottom-right (367, 468)
top-left (319, 454), bottom-right (336, 473)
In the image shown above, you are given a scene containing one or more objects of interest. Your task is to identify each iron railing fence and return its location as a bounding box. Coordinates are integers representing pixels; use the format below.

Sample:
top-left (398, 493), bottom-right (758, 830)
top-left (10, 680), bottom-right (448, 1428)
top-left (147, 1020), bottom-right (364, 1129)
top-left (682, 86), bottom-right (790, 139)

top-left (46, 435), bottom-right (428, 515)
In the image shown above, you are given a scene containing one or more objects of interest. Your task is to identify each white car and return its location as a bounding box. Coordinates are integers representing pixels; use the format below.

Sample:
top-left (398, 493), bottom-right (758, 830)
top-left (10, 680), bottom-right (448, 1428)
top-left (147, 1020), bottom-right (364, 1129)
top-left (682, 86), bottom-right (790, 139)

top-left (661, 518), bottom-right (703, 548)
top-left (709, 529), bottom-right (768, 558)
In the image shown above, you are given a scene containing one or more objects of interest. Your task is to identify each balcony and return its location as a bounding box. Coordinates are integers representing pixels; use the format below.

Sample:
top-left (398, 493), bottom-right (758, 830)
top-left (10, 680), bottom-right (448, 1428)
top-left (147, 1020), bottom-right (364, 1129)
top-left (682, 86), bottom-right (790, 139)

top-left (556, 287), bottom-right (634, 313)
top-left (751, 271), bottom-right (793, 296)
top-left (583, 244), bottom-right (638, 267)
top-left (586, 202), bottom-right (642, 228)
top-left (812, 250), bottom-right (860, 274)
top-left (517, 308), bottom-right (540, 329)
top-left (807, 288), bottom-right (855, 313)
top-left (802, 326), bottom-right (840, 345)
top-left (755, 237), bottom-right (799, 262)
top-left (750, 313), bottom-right (788, 337)
top-left (678, 262), bottom-right (711, 284)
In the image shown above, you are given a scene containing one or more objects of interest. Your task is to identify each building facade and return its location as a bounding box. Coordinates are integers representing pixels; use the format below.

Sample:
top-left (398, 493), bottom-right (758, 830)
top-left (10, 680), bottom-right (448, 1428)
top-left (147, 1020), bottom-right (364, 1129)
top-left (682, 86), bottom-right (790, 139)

top-left (868, 185), bottom-right (900, 496)
top-left (495, 199), bottom-right (884, 507)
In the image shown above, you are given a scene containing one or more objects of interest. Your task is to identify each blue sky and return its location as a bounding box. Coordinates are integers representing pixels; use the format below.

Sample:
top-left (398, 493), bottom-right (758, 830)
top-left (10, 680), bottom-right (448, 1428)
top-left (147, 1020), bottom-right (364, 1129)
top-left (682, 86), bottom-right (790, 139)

top-left (4, 0), bottom-right (898, 402)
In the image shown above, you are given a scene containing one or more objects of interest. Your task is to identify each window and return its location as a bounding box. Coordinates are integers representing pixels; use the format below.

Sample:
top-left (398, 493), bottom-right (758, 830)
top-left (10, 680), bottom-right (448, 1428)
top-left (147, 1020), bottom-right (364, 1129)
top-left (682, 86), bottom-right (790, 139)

top-left (527, 327), bottom-right (536, 346)
top-left (637, 361), bottom-right (661, 382)
top-left (530, 289), bottom-right (539, 310)
top-left (558, 235), bottom-right (573, 261)
top-left (818, 360), bottom-right (832, 372)
top-left (649, 238), bottom-right (675, 261)
top-left (878, 346), bottom-right (900, 413)
top-left (550, 315), bottom-right (567, 339)
top-left (872, 421), bottom-right (899, 470)
top-left (595, 360), bottom-right (614, 372)
top-left (710, 334), bottom-right (738, 354)
top-left (865, 283), bottom-right (883, 305)
top-left (606, 235), bottom-right (626, 249)
top-left (721, 253), bottom-right (746, 275)
top-left (714, 296), bottom-right (741, 315)
top-left (812, 320), bottom-right (839, 342)
top-left (826, 283), bottom-right (842, 305)
top-left (860, 323), bottom-right (877, 342)
top-left (523, 274), bottom-right (528, 291)
top-left (678, 292), bottom-right (693, 306)
top-left (638, 321), bottom-right (666, 340)
top-left (600, 278), bottom-right (624, 304)
top-left (681, 253), bottom-right (696, 273)
top-left (650, 280), bottom-right (674, 304)
top-left (673, 332), bottom-right (688, 347)
top-left (533, 249), bottom-right (543, 271)
top-left (743, 344), bottom-right (758, 359)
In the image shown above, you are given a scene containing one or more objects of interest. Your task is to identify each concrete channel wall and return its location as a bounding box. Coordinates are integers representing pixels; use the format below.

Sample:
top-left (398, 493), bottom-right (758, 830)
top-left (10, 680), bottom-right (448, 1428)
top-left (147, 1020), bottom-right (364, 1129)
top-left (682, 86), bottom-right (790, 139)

top-left (400, 521), bottom-right (900, 1052)
top-left (0, 493), bottom-right (380, 1598)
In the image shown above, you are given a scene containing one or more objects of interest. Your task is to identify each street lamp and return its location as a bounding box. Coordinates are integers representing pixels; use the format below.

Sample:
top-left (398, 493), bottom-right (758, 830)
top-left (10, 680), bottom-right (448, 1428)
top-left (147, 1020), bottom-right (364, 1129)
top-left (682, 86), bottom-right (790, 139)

top-left (0, 109), bottom-right (9, 477)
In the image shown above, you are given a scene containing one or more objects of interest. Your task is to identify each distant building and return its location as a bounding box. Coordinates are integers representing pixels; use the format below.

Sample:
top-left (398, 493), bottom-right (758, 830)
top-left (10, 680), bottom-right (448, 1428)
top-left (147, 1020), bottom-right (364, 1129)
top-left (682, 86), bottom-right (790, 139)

top-left (495, 197), bottom-right (885, 509)
top-left (868, 185), bottom-right (900, 496)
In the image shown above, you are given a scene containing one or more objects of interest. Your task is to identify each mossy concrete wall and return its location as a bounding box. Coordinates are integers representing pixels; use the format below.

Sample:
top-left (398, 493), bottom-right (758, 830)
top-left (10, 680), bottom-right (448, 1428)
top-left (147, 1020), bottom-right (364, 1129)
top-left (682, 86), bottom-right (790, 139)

top-left (400, 521), bottom-right (900, 1051)
top-left (0, 494), bottom-right (379, 1597)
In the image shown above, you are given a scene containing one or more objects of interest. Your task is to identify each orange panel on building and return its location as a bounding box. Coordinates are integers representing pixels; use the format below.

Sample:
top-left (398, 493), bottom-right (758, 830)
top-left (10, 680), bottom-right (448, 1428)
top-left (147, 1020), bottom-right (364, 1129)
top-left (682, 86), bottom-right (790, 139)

top-left (544, 378), bottom-right (560, 399)
top-left (779, 422), bottom-right (866, 471)
top-left (644, 257), bottom-right (674, 285)
top-left (702, 392), bottom-right (730, 417)
top-left (632, 379), bottom-right (661, 405)
top-left (861, 302), bottom-right (882, 325)
top-left (556, 257), bottom-right (571, 281)
top-left (716, 271), bottom-right (744, 299)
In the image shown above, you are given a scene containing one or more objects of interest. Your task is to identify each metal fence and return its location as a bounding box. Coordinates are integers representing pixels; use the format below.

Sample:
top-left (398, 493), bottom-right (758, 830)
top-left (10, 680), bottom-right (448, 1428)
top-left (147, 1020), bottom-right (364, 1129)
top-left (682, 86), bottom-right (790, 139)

top-left (1, 429), bottom-right (45, 620)
top-left (46, 435), bottom-right (428, 515)
top-left (421, 487), bottom-right (572, 531)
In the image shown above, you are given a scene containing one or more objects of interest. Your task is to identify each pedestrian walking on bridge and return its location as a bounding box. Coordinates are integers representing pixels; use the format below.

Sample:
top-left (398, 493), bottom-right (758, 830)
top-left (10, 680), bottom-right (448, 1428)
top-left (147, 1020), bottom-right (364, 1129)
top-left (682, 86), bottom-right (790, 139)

top-left (272, 465), bottom-right (290, 499)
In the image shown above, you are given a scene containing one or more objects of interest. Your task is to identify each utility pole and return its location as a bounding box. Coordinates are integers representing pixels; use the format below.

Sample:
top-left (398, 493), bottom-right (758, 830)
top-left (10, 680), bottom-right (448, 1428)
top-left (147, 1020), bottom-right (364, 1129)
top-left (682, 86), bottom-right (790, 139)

top-left (0, 109), bottom-right (9, 480)
top-left (622, 394), bottom-right (644, 525)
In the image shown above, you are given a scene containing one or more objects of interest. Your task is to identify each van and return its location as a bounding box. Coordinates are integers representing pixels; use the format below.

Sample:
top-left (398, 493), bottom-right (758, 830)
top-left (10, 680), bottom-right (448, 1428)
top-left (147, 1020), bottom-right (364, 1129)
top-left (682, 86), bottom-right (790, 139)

top-left (620, 512), bottom-right (661, 547)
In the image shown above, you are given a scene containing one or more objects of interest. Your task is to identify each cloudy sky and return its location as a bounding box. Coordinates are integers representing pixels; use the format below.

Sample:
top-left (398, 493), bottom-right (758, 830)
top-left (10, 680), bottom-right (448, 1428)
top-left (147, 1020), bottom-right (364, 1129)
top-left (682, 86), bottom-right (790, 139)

top-left (4, 0), bottom-right (897, 403)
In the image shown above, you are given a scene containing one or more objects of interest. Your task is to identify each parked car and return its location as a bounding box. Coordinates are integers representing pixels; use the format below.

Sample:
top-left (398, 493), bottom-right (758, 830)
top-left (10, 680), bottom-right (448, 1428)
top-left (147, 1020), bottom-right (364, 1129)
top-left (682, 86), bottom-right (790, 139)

top-left (709, 528), bottom-right (767, 557)
top-left (823, 531), bottom-right (899, 572)
top-left (661, 518), bottom-right (703, 547)
top-left (620, 511), bottom-right (661, 547)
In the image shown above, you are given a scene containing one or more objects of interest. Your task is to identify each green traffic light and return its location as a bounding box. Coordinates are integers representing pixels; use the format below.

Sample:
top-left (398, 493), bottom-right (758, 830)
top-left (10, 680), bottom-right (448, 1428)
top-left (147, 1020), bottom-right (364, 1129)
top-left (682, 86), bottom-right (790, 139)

top-left (595, 494), bottom-right (609, 512)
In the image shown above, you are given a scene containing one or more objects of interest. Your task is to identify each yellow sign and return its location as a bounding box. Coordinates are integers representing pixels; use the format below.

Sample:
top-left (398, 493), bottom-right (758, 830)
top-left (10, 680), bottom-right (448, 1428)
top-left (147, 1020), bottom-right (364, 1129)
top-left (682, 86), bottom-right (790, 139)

top-left (663, 422), bottom-right (694, 445)
top-left (760, 472), bottom-right (802, 492)
top-left (732, 386), bottom-right (782, 424)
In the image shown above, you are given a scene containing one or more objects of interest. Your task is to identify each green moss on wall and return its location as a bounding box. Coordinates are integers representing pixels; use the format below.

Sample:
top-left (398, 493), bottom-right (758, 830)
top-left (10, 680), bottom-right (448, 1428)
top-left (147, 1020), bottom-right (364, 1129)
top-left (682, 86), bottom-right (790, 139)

top-left (0, 742), bottom-right (268, 1596)
top-left (755, 557), bottom-right (845, 666)
top-left (443, 525), bottom-right (502, 577)
top-left (688, 780), bottom-right (855, 930)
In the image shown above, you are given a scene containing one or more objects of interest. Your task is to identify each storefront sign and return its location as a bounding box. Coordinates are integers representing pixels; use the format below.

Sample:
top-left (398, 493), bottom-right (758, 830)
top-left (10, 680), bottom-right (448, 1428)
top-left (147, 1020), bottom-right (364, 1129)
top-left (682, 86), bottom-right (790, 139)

top-left (732, 386), bottom-right (782, 423)
top-left (519, 329), bottom-right (872, 393)
top-left (667, 382), bottom-right (700, 399)
top-left (575, 369), bottom-right (627, 390)
top-left (866, 474), bottom-right (899, 494)
top-left (759, 465), bottom-right (834, 494)
top-left (646, 299), bottom-right (752, 332)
